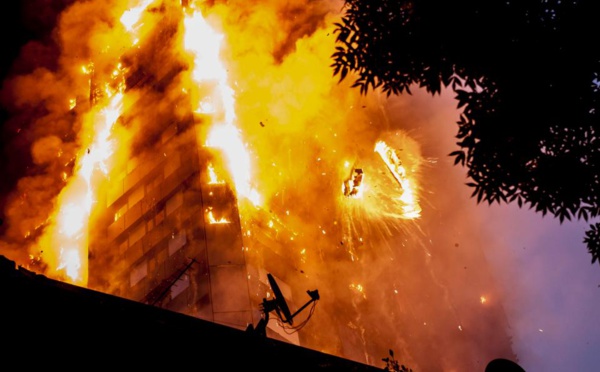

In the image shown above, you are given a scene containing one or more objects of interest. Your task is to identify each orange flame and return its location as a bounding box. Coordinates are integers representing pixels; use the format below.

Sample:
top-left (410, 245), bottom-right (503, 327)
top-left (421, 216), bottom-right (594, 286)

top-left (183, 7), bottom-right (261, 207)
top-left (206, 207), bottom-right (230, 224)
top-left (207, 163), bottom-right (225, 184)
top-left (38, 91), bottom-right (124, 285)
top-left (31, 0), bottom-right (156, 284)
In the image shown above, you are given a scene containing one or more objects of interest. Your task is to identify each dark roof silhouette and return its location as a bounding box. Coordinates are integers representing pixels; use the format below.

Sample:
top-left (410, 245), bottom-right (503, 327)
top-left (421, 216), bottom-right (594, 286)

top-left (0, 255), bottom-right (381, 371)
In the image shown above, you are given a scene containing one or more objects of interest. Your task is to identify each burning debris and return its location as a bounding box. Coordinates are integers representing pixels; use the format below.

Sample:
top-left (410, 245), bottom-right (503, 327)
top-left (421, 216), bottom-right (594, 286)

top-left (339, 138), bottom-right (421, 221)
top-left (343, 168), bottom-right (364, 198)
top-left (375, 140), bottom-right (407, 191)
top-left (374, 140), bottom-right (421, 219)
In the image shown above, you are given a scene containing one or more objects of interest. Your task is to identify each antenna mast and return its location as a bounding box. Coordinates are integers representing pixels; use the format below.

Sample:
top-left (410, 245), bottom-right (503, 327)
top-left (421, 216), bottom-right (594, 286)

top-left (246, 273), bottom-right (319, 337)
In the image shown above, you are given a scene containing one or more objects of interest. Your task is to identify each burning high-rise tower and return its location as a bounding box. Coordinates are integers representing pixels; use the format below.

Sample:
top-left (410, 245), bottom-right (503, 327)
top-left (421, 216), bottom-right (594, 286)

top-left (83, 2), bottom-right (309, 344)
top-left (0, 1), bottom-right (518, 370)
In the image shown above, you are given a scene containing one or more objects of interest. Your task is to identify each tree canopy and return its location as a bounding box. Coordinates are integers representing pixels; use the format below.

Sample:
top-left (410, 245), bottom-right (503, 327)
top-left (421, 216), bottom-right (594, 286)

top-left (331, 0), bottom-right (600, 265)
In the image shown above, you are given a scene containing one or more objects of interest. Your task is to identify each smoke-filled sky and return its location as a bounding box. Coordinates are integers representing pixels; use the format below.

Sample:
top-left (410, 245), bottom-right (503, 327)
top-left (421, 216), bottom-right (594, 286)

top-left (386, 88), bottom-right (600, 372)
top-left (1, 1), bottom-right (600, 371)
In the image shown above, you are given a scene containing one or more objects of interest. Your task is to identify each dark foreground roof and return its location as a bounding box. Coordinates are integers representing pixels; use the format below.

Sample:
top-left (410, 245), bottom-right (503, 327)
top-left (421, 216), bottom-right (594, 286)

top-left (0, 255), bottom-right (381, 371)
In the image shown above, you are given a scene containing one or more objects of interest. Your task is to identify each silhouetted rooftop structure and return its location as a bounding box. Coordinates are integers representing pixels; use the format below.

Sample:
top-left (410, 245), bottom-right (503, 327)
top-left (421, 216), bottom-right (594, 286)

top-left (0, 255), bottom-right (381, 371)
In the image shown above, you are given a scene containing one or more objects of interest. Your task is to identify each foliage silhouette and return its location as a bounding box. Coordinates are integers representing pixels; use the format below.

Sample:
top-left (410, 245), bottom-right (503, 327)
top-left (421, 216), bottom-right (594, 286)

top-left (382, 349), bottom-right (413, 372)
top-left (331, 0), bottom-right (600, 265)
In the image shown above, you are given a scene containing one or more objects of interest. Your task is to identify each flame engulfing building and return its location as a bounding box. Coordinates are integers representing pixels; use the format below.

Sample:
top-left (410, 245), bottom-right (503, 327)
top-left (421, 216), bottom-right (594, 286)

top-left (72, 1), bottom-right (343, 351)
top-left (0, 1), bottom-right (519, 371)
top-left (84, 3), bottom-right (306, 345)
top-left (86, 105), bottom-right (306, 343)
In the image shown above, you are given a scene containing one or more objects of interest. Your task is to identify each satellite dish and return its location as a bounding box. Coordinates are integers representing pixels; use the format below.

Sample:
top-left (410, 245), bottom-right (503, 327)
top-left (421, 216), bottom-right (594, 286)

top-left (246, 273), bottom-right (320, 337)
top-left (267, 273), bottom-right (294, 324)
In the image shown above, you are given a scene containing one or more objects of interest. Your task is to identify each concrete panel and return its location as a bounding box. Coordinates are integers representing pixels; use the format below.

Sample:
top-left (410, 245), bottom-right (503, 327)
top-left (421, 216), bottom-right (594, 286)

top-left (209, 265), bottom-right (251, 315)
top-left (124, 202), bottom-right (142, 230)
top-left (107, 218), bottom-right (125, 241)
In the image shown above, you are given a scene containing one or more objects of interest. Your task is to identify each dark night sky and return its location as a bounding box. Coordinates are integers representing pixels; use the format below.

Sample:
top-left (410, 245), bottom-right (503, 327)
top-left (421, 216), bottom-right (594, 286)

top-left (0, 2), bottom-right (28, 227)
top-left (0, 1), bottom-right (71, 229)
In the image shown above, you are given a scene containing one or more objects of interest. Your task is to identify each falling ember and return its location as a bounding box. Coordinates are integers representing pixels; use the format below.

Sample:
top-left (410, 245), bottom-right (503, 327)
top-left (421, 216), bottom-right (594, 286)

top-left (480, 296), bottom-right (487, 304)
top-left (374, 140), bottom-right (421, 219)
top-left (350, 283), bottom-right (367, 299)
top-left (183, 7), bottom-right (260, 207)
